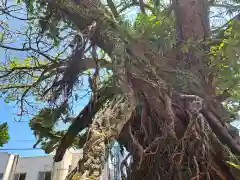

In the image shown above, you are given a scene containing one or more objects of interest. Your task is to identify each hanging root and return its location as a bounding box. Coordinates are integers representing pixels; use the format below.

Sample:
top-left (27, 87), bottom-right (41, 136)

top-left (117, 91), bottom-right (240, 180)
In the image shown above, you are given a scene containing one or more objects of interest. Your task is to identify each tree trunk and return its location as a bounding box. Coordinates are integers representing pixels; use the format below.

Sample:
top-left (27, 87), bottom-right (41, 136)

top-left (46, 0), bottom-right (240, 179)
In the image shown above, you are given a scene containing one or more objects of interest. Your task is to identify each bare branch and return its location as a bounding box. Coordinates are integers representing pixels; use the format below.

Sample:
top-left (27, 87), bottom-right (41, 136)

top-left (202, 109), bottom-right (240, 154)
top-left (0, 7), bottom-right (36, 21)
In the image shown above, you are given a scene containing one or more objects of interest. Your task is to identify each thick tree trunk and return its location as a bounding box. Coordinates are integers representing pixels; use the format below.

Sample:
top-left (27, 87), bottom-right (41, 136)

top-left (174, 0), bottom-right (210, 41)
top-left (70, 95), bottom-right (133, 179)
top-left (46, 0), bottom-right (240, 179)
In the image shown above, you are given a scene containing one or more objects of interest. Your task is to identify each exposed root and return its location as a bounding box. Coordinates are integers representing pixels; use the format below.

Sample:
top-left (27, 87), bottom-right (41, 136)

top-left (116, 92), bottom-right (240, 180)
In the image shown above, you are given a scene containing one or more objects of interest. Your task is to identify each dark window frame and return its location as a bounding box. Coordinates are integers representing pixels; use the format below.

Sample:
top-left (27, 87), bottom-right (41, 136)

top-left (37, 171), bottom-right (52, 180)
top-left (0, 173), bottom-right (4, 180)
top-left (14, 173), bottom-right (26, 180)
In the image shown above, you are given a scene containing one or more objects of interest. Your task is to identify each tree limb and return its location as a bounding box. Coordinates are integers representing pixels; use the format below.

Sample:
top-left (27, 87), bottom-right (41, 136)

top-left (202, 109), bottom-right (240, 155)
top-left (54, 84), bottom-right (115, 162)
top-left (107, 0), bottom-right (119, 19)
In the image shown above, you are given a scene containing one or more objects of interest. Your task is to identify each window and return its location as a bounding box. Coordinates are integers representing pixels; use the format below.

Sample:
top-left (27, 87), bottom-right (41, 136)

top-left (68, 165), bottom-right (72, 173)
top-left (0, 173), bottom-right (3, 180)
top-left (14, 173), bottom-right (26, 180)
top-left (38, 171), bottom-right (51, 180)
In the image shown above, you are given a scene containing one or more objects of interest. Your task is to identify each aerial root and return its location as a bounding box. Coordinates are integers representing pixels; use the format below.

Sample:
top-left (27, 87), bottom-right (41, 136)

top-left (118, 92), bottom-right (240, 180)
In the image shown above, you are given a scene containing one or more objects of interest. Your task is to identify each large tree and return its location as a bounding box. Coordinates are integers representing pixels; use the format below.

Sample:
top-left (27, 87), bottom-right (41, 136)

top-left (1, 0), bottom-right (240, 179)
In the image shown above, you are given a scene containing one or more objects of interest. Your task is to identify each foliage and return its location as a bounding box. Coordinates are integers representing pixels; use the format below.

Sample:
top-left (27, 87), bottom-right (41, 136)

top-left (28, 102), bottom-right (69, 152)
top-left (133, 12), bottom-right (176, 54)
top-left (210, 21), bottom-right (240, 99)
top-left (0, 122), bottom-right (10, 147)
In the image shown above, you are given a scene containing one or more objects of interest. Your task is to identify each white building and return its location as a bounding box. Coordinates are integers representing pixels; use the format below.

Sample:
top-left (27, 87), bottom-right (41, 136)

top-left (0, 149), bottom-right (110, 180)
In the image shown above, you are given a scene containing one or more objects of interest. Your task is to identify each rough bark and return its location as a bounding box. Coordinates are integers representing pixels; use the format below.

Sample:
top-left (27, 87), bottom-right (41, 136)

top-left (67, 94), bottom-right (133, 180)
top-left (174, 0), bottom-right (210, 41)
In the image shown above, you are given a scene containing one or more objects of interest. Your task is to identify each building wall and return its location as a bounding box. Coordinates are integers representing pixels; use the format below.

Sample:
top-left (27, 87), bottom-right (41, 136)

top-left (51, 150), bottom-right (82, 180)
top-left (15, 155), bottom-right (54, 180)
top-left (71, 152), bottom-right (82, 168)
top-left (0, 152), bottom-right (10, 174)
top-left (52, 150), bottom-right (73, 180)
top-left (0, 150), bottom-right (86, 180)
top-left (0, 150), bottom-right (109, 180)
top-left (5, 154), bottom-right (19, 180)
top-left (0, 152), bottom-right (18, 180)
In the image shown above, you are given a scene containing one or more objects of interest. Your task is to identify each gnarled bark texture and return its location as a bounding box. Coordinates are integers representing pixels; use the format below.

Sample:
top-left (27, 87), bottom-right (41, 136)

top-left (46, 0), bottom-right (240, 179)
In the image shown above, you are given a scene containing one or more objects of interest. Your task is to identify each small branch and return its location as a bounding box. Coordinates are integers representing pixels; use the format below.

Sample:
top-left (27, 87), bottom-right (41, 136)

top-left (0, 7), bottom-right (36, 21)
top-left (0, 85), bottom-right (32, 90)
top-left (107, 0), bottom-right (119, 18)
top-left (202, 109), bottom-right (240, 155)
top-left (0, 44), bottom-right (55, 62)
top-left (0, 44), bottom-right (31, 51)
top-left (0, 64), bottom-right (52, 79)
top-left (139, 0), bottom-right (146, 14)
top-left (210, 3), bottom-right (240, 10)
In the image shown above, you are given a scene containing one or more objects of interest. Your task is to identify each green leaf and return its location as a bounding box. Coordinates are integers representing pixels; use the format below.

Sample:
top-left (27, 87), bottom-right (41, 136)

top-left (4, 99), bottom-right (10, 104)
top-left (226, 161), bottom-right (240, 169)
top-left (53, 39), bottom-right (60, 47)
top-left (182, 44), bottom-right (189, 53)
top-left (0, 122), bottom-right (10, 147)
top-left (16, 0), bottom-right (23, 4)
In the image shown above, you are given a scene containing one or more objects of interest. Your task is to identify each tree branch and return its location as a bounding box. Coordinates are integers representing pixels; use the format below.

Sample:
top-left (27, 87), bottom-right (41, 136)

top-left (107, 0), bottom-right (119, 19)
top-left (202, 109), bottom-right (240, 155)
top-left (210, 3), bottom-right (240, 10)
top-left (54, 83), bottom-right (115, 162)
top-left (0, 44), bottom-right (55, 62)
